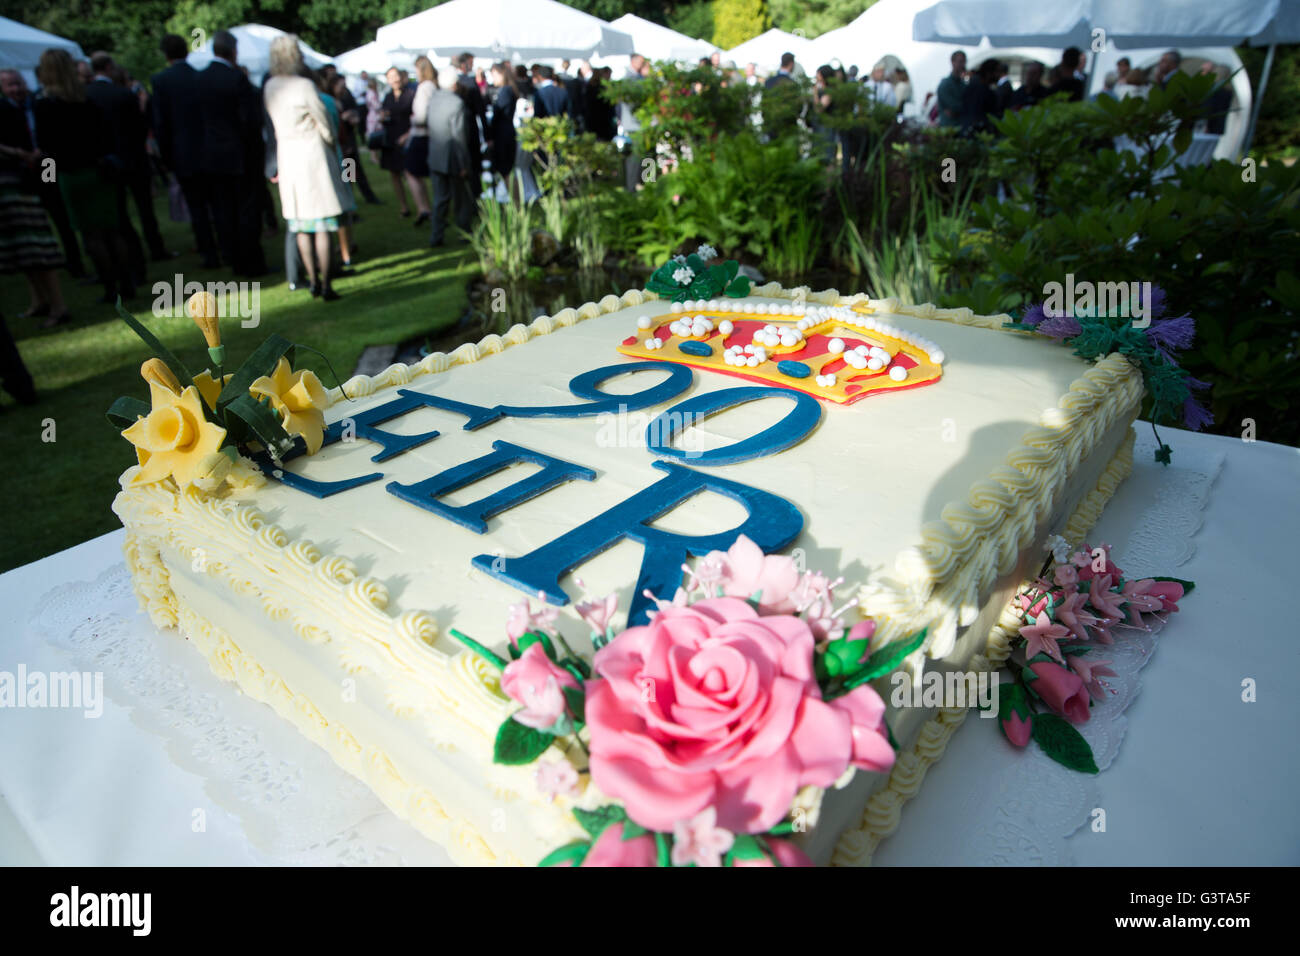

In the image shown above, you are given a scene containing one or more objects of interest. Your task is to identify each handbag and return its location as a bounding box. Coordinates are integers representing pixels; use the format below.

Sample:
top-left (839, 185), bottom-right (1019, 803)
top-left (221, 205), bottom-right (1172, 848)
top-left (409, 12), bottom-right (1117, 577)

top-left (168, 177), bottom-right (190, 223)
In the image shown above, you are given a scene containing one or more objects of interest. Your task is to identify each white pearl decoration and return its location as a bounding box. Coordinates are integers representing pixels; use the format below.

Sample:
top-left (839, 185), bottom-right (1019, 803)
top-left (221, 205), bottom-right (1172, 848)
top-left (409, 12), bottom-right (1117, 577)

top-left (637, 315), bottom-right (652, 329)
top-left (889, 365), bottom-right (908, 381)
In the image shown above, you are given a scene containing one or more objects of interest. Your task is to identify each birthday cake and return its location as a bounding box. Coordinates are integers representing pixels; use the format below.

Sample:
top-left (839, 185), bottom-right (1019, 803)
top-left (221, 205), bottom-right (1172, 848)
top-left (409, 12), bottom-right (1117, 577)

top-left (109, 271), bottom-right (1146, 866)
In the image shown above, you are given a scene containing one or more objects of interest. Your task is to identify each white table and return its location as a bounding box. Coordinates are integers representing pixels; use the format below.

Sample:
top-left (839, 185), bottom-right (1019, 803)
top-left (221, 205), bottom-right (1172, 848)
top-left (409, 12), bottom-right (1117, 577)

top-left (2, 427), bottom-right (1297, 865)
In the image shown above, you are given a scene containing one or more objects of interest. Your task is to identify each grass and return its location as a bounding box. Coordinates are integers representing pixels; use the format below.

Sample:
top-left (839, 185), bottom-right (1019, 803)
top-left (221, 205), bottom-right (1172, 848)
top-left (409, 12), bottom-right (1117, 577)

top-left (0, 160), bottom-right (478, 572)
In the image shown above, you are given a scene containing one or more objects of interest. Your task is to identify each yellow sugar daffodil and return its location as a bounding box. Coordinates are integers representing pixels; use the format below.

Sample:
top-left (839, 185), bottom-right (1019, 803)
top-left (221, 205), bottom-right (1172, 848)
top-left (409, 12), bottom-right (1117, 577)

top-left (122, 382), bottom-right (228, 488)
top-left (193, 368), bottom-right (233, 412)
top-left (248, 357), bottom-right (328, 454)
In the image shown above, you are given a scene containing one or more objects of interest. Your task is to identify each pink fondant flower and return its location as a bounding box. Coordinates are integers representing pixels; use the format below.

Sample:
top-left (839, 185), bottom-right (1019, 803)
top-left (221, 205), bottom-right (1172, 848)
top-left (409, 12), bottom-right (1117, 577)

top-left (1020, 611), bottom-right (1069, 664)
top-left (1119, 579), bottom-right (1168, 625)
top-left (585, 596), bottom-right (894, 834)
top-left (575, 593), bottom-right (619, 636)
top-left (1027, 660), bottom-right (1091, 724)
top-left (501, 643), bottom-right (579, 730)
top-left (1054, 563), bottom-right (1079, 589)
top-left (1068, 656), bottom-right (1118, 702)
top-left (1087, 574), bottom-right (1125, 622)
top-left (1145, 580), bottom-right (1184, 613)
top-left (1055, 590), bottom-right (1099, 642)
top-left (684, 553), bottom-right (727, 596)
top-left (534, 759), bottom-right (579, 801)
top-left (710, 535), bottom-right (801, 613)
top-left (731, 838), bottom-right (815, 867)
top-left (1075, 544), bottom-right (1122, 583)
top-left (671, 807), bottom-right (735, 867)
top-left (506, 598), bottom-right (559, 644)
top-left (790, 571), bottom-right (834, 611)
top-left (579, 823), bottom-right (658, 867)
top-left (1001, 710), bottom-right (1033, 747)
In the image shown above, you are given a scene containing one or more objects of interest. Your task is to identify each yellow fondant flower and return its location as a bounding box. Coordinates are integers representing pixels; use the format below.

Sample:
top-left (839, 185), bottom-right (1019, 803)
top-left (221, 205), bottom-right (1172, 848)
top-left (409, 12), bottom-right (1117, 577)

top-left (193, 368), bottom-right (233, 412)
top-left (140, 358), bottom-right (181, 395)
top-left (186, 291), bottom-right (222, 348)
top-left (248, 357), bottom-right (328, 454)
top-left (192, 451), bottom-right (234, 492)
top-left (122, 383), bottom-right (228, 488)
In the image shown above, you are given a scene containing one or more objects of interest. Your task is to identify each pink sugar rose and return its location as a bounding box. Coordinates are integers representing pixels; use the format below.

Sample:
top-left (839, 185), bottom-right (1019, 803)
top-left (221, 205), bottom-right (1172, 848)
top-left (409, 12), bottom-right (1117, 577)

top-left (1145, 579), bottom-right (1184, 613)
top-left (731, 838), bottom-right (815, 867)
top-left (710, 535), bottom-right (801, 613)
top-left (1001, 710), bottom-right (1033, 747)
top-left (577, 823), bottom-right (658, 867)
top-left (501, 643), bottom-right (580, 730)
top-left (1027, 660), bottom-right (1091, 724)
top-left (585, 596), bottom-right (895, 834)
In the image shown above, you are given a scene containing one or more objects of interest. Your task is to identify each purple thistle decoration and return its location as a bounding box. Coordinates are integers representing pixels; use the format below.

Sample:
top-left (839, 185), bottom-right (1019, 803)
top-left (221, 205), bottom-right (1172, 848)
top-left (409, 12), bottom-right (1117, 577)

top-left (1187, 374), bottom-right (1212, 393)
top-left (1021, 302), bottom-right (1047, 327)
top-left (1145, 313), bottom-right (1196, 361)
top-left (1183, 396), bottom-right (1214, 431)
top-left (1037, 313), bottom-right (1082, 340)
top-left (1141, 285), bottom-right (1168, 321)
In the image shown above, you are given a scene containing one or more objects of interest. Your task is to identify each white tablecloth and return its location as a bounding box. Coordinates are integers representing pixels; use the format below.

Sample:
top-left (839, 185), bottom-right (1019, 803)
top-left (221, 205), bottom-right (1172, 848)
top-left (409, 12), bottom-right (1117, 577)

top-left (2, 427), bottom-right (1297, 865)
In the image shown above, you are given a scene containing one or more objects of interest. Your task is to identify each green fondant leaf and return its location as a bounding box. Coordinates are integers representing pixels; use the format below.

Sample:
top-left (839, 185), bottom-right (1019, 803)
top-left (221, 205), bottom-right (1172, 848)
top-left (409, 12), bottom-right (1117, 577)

top-left (106, 395), bottom-right (151, 429)
top-left (724, 275), bottom-right (751, 298)
top-left (843, 627), bottom-right (929, 689)
top-left (621, 820), bottom-right (648, 841)
top-left (215, 333), bottom-right (295, 412)
top-left (725, 834), bottom-right (767, 864)
top-left (115, 299), bottom-right (195, 388)
top-left (1031, 713), bottom-right (1099, 774)
top-left (493, 718), bottom-right (555, 765)
top-left (223, 392), bottom-right (293, 452)
top-left (655, 831), bottom-right (671, 867)
top-left (447, 628), bottom-right (508, 671)
top-left (572, 804), bottom-right (627, 840)
top-left (562, 684), bottom-right (586, 725)
top-left (515, 630), bottom-right (557, 661)
top-left (537, 840), bottom-right (590, 867)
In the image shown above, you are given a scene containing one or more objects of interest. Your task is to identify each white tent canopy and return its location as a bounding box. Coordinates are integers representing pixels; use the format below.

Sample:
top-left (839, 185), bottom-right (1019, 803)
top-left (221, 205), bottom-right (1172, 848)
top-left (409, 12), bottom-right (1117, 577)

top-left (725, 28), bottom-right (814, 73)
top-left (0, 15), bottom-right (85, 89)
top-left (334, 40), bottom-right (414, 76)
top-left (188, 23), bottom-right (333, 84)
top-left (609, 14), bottom-right (718, 63)
top-left (376, 0), bottom-right (634, 60)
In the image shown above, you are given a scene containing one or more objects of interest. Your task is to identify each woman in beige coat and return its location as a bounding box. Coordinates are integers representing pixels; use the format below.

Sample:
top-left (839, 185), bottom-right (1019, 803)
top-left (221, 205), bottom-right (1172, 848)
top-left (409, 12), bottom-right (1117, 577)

top-left (264, 35), bottom-right (349, 300)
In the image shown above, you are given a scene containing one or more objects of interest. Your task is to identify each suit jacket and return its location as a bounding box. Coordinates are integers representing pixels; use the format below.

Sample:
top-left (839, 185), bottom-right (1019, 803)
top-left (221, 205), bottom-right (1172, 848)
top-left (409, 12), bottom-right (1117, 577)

top-left (534, 82), bottom-right (569, 120)
top-left (425, 88), bottom-right (469, 176)
top-left (764, 72), bottom-right (793, 90)
top-left (85, 76), bottom-right (148, 174)
top-left (195, 59), bottom-right (259, 176)
top-left (557, 72), bottom-right (585, 130)
top-left (151, 61), bottom-right (205, 177)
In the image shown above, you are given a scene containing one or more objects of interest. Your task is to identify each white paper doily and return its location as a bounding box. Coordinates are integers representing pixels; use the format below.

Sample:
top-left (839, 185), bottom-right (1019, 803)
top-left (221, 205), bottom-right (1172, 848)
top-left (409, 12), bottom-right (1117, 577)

top-left (31, 564), bottom-right (447, 866)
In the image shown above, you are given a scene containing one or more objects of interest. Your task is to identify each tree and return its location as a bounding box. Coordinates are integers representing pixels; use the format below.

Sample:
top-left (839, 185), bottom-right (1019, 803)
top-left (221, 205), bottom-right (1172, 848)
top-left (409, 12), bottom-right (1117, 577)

top-left (768, 0), bottom-right (872, 40)
top-left (713, 0), bottom-right (769, 51)
top-left (666, 1), bottom-right (716, 44)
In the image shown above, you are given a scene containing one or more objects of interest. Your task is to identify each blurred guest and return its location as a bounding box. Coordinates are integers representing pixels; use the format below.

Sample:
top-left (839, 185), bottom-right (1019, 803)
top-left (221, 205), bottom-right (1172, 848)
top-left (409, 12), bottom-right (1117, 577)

top-left (379, 66), bottom-right (416, 217)
top-left (1154, 49), bottom-right (1182, 88)
top-left (893, 67), bottom-right (913, 114)
top-left (454, 52), bottom-right (488, 189)
top-left (765, 53), bottom-right (796, 89)
top-left (534, 65), bottom-right (569, 119)
top-left (196, 30), bottom-right (266, 275)
top-left (1051, 47), bottom-right (1085, 101)
top-left (35, 49), bottom-right (133, 302)
top-left (1, 67), bottom-right (84, 285)
top-left (487, 61), bottom-right (520, 183)
top-left (585, 66), bottom-right (616, 141)
top-left (1114, 66), bottom-right (1149, 100)
top-left (744, 62), bottom-right (759, 87)
top-left (85, 51), bottom-right (148, 282)
top-left (1116, 57), bottom-right (1131, 85)
top-left (313, 70), bottom-right (357, 273)
top-left (960, 59), bottom-right (1000, 135)
top-left (1010, 61), bottom-right (1049, 110)
top-left (1200, 62), bottom-right (1232, 135)
top-left (937, 50), bottom-right (966, 126)
top-left (864, 62), bottom-right (896, 108)
top-left (264, 36), bottom-right (348, 300)
top-left (404, 56), bottom-right (436, 226)
top-left (0, 69), bottom-right (68, 327)
top-left (618, 54), bottom-right (646, 191)
top-left (153, 33), bottom-right (217, 266)
top-left (425, 68), bottom-right (472, 247)
top-left (0, 312), bottom-right (38, 404)
top-left (992, 61), bottom-right (1012, 114)
top-left (556, 58), bottom-right (585, 132)
top-left (331, 74), bottom-right (379, 204)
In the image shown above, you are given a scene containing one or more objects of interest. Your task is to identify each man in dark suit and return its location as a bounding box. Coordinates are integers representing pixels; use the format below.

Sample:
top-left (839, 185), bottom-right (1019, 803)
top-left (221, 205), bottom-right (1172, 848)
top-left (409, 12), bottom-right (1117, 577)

top-left (557, 59), bottom-right (587, 132)
top-left (152, 34), bottom-right (218, 267)
top-left (454, 53), bottom-right (488, 189)
top-left (1051, 47), bottom-right (1085, 102)
top-left (1010, 61), bottom-right (1049, 111)
top-left (533, 65), bottom-right (569, 119)
top-left (195, 30), bottom-right (265, 276)
top-left (764, 53), bottom-right (796, 89)
top-left (85, 51), bottom-right (147, 285)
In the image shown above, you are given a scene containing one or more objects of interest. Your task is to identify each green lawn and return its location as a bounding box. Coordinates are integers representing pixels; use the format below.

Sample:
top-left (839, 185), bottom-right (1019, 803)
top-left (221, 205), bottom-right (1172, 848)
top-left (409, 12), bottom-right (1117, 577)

top-left (0, 162), bottom-right (478, 572)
